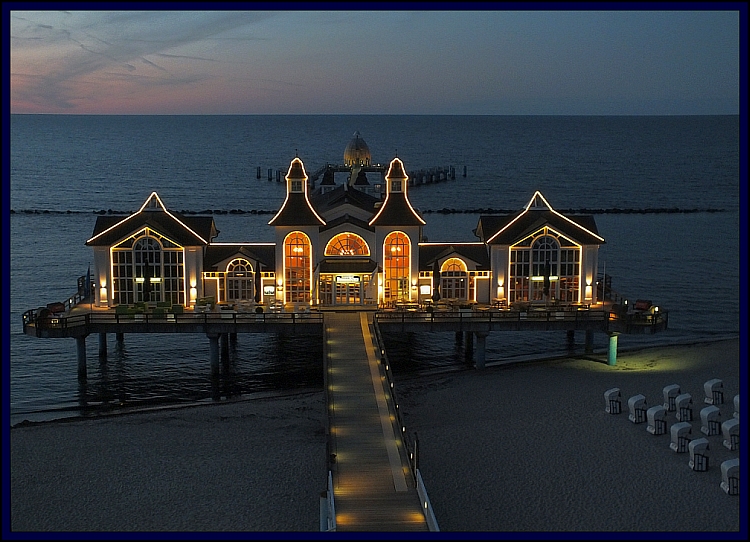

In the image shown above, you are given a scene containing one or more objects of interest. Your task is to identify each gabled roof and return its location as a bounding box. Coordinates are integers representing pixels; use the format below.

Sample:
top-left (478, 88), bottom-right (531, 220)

top-left (320, 213), bottom-right (374, 233)
top-left (311, 183), bottom-right (380, 216)
top-left (203, 243), bottom-right (276, 272)
top-left (418, 243), bottom-right (490, 271)
top-left (268, 158), bottom-right (326, 227)
top-left (369, 157), bottom-right (426, 227)
top-left (86, 192), bottom-right (216, 247)
top-left (481, 191), bottom-right (605, 246)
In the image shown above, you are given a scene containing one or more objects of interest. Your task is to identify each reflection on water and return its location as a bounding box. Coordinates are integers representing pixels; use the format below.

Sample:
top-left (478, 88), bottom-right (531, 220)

top-left (59, 332), bottom-right (325, 422)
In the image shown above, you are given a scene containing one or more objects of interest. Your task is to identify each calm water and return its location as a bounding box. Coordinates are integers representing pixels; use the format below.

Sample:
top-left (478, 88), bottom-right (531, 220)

top-left (8, 115), bottom-right (742, 425)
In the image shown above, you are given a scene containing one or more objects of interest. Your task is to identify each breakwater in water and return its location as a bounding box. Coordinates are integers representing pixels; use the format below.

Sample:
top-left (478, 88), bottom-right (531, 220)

top-left (10, 207), bottom-right (729, 215)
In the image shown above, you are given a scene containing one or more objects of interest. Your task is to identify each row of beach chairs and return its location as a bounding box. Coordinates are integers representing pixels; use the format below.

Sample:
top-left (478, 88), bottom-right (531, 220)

top-left (604, 380), bottom-right (740, 496)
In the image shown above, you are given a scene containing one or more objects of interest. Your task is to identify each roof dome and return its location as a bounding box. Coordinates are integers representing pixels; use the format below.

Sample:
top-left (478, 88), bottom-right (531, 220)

top-left (344, 131), bottom-right (371, 167)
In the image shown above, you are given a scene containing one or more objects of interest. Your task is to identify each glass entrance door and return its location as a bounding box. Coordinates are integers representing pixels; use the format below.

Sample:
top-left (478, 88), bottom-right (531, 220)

top-left (334, 276), bottom-right (362, 304)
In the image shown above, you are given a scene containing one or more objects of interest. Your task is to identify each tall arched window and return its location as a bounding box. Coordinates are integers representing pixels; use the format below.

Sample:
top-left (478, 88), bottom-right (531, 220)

top-left (324, 233), bottom-right (370, 256)
top-left (284, 232), bottom-right (311, 303)
top-left (111, 229), bottom-right (184, 306)
top-left (134, 237), bottom-right (161, 303)
top-left (531, 236), bottom-right (559, 301)
top-left (441, 257), bottom-right (468, 300)
top-left (226, 258), bottom-right (253, 301)
top-left (384, 232), bottom-right (410, 302)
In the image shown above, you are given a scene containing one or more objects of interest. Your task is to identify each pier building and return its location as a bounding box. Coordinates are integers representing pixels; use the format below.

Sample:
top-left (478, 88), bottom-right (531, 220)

top-left (82, 134), bottom-right (605, 312)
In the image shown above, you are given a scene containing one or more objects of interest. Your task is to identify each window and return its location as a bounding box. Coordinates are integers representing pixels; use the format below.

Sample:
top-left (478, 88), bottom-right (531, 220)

top-left (226, 258), bottom-right (253, 301)
top-left (441, 258), bottom-right (468, 300)
top-left (509, 232), bottom-right (580, 303)
top-left (324, 233), bottom-right (370, 256)
top-left (384, 232), bottom-right (410, 301)
top-left (291, 180), bottom-right (303, 192)
top-left (284, 232), bottom-right (311, 303)
top-left (111, 229), bottom-right (185, 306)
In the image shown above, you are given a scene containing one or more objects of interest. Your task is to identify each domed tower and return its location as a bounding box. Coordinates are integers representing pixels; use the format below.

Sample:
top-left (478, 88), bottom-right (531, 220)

top-left (344, 131), bottom-right (371, 188)
top-left (344, 131), bottom-right (371, 167)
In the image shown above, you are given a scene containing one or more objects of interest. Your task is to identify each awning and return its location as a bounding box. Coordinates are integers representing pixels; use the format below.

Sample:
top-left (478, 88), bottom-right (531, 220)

top-left (319, 259), bottom-right (379, 274)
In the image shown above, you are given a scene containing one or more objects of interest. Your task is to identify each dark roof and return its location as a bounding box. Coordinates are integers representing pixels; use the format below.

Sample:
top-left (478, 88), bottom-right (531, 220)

top-left (320, 213), bottom-right (374, 233)
top-left (311, 183), bottom-right (380, 216)
top-left (480, 209), bottom-right (604, 246)
top-left (268, 193), bottom-right (326, 226)
top-left (418, 243), bottom-right (490, 271)
top-left (353, 169), bottom-right (370, 185)
top-left (86, 210), bottom-right (216, 247)
top-left (203, 244), bottom-right (276, 272)
top-left (320, 168), bottom-right (336, 185)
top-left (319, 258), bottom-right (378, 274)
top-left (369, 192), bottom-right (425, 227)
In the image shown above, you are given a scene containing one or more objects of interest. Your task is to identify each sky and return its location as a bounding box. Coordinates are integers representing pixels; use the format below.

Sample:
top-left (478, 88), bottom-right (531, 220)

top-left (6, 6), bottom-right (743, 115)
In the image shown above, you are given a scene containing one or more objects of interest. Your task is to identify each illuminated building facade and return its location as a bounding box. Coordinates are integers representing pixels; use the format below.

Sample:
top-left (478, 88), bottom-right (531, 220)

top-left (86, 134), bottom-right (604, 309)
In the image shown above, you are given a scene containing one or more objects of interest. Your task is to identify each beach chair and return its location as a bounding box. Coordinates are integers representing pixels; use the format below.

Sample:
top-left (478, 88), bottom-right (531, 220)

top-left (604, 388), bottom-right (621, 414)
top-left (700, 406), bottom-right (721, 436)
top-left (703, 378), bottom-right (724, 405)
top-left (720, 458), bottom-right (739, 495)
top-left (646, 406), bottom-right (667, 435)
top-left (662, 384), bottom-right (680, 411)
top-left (669, 422), bottom-right (692, 453)
top-left (675, 393), bottom-right (693, 422)
top-left (721, 418), bottom-right (739, 450)
top-left (628, 394), bottom-right (647, 424)
top-left (688, 438), bottom-right (710, 472)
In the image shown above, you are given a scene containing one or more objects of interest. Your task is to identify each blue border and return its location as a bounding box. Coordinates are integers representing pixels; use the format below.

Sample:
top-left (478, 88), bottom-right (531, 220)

top-left (3, 3), bottom-right (746, 540)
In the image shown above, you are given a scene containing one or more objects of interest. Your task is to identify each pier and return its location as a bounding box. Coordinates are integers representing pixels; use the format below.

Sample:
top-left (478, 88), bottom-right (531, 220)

top-left (322, 311), bottom-right (433, 531)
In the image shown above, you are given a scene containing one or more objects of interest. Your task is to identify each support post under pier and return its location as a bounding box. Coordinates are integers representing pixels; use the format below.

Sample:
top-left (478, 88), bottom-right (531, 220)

top-left (221, 333), bottom-right (230, 361)
top-left (585, 330), bottom-right (594, 354)
top-left (98, 333), bottom-right (107, 359)
top-left (207, 334), bottom-right (220, 376)
top-left (465, 332), bottom-right (474, 361)
top-left (76, 336), bottom-right (87, 380)
top-left (116, 333), bottom-right (124, 347)
top-left (608, 333), bottom-right (619, 366)
top-left (475, 332), bottom-right (488, 369)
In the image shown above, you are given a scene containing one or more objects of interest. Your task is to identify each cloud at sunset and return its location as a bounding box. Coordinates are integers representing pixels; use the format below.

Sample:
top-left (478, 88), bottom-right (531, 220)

top-left (9, 8), bottom-right (740, 115)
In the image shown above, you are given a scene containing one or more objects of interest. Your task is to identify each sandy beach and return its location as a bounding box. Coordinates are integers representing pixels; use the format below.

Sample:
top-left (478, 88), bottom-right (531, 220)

top-left (9, 391), bottom-right (327, 533)
top-left (9, 338), bottom-right (742, 534)
top-left (398, 337), bottom-right (742, 533)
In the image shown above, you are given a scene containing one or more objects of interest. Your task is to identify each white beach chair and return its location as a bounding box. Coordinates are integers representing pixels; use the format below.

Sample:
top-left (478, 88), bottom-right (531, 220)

top-left (720, 458), bottom-right (739, 495)
top-left (703, 378), bottom-right (724, 405)
top-left (688, 438), bottom-right (710, 472)
top-left (669, 422), bottom-right (692, 453)
top-left (628, 394), bottom-right (647, 424)
top-left (721, 418), bottom-right (739, 450)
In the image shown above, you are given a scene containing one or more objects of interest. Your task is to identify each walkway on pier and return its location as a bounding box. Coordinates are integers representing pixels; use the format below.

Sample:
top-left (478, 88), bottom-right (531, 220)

top-left (324, 311), bottom-right (429, 532)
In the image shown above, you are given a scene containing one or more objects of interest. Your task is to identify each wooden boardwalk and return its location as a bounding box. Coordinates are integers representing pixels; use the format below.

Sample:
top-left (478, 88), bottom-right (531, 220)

top-left (324, 312), bottom-right (429, 532)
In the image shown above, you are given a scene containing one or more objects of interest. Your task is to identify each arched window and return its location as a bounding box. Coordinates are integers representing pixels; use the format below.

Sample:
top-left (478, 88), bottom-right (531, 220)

top-left (324, 232), bottom-right (370, 256)
top-left (226, 258), bottom-right (253, 301)
top-left (441, 258), bottom-right (468, 300)
top-left (384, 232), bottom-right (410, 302)
top-left (111, 229), bottom-right (184, 306)
top-left (531, 236), bottom-right (559, 301)
top-left (284, 232), bottom-right (311, 303)
top-left (134, 237), bottom-right (162, 303)
top-left (511, 233), bottom-right (574, 303)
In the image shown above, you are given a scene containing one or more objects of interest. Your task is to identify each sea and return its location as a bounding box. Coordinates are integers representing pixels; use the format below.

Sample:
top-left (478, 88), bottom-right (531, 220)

top-left (7, 115), bottom-right (743, 426)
